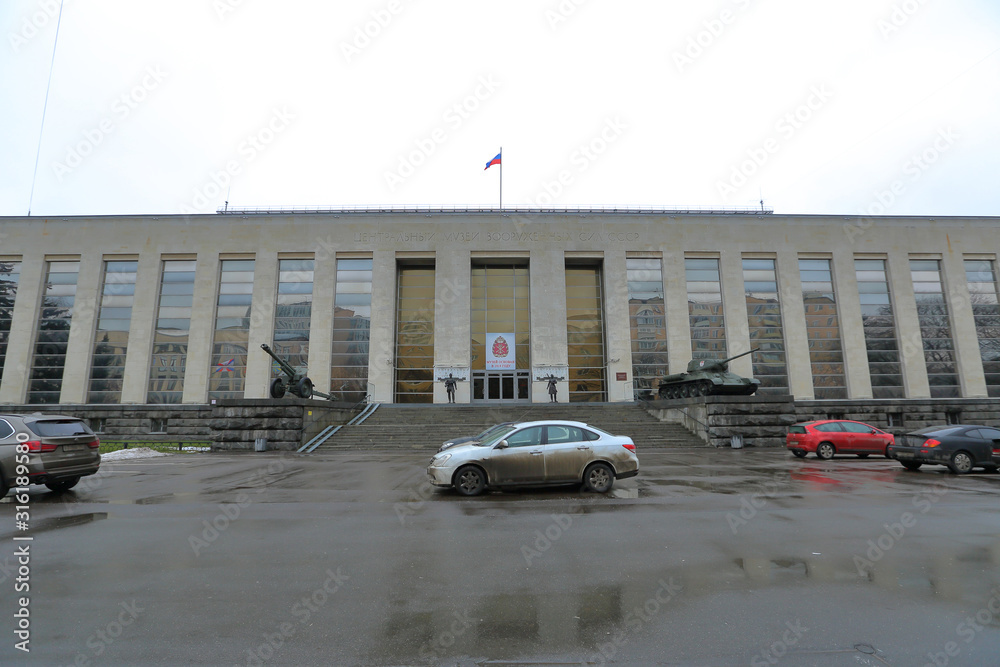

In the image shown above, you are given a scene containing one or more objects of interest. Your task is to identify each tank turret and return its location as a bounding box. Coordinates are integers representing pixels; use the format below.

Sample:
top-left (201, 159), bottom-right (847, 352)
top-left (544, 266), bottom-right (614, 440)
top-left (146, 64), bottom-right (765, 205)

top-left (657, 348), bottom-right (761, 399)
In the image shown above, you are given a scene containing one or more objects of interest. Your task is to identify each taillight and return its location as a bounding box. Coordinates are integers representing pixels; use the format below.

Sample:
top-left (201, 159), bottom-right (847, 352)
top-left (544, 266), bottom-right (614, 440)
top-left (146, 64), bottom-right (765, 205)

top-left (923, 439), bottom-right (941, 448)
top-left (25, 440), bottom-right (57, 453)
top-left (88, 438), bottom-right (100, 449)
top-left (622, 443), bottom-right (636, 452)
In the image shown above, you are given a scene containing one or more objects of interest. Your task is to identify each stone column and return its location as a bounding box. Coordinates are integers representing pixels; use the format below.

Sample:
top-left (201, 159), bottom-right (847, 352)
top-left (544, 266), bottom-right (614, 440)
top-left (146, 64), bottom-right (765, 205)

top-left (308, 253), bottom-right (336, 396)
top-left (833, 249), bottom-right (873, 399)
top-left (777, 250), bottom-right (813, 400)
top-left (720, 250), bottom-right (752, 377)
top-left (941, 252), bottom-right (987, 397)
top-left (120, 252), bottom-right (161, 403)
top-left (886, 252), bottom-right (929, 398)
top-left (59, 253), bottom-right (102, 403)
top-left (244, 252), bottom-right (278, 399)
top-left (0, 252), bottom-right (44, 404)
top-left (367, 250), bottom-right (396, 403)
top-left (182, 254), bottom-right (220, 404)
top-left (603, 251), bottom-right (632, 402)
top-left (664, 249), bottom-right (692, 376)
top-left (432, 248), bottom-right (470, 404)
top-left (530, 250), bottom-right (568, 402)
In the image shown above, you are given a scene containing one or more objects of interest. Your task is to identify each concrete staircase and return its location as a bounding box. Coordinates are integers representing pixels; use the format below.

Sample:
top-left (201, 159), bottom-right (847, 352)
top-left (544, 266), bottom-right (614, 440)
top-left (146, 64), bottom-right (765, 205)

top-left (311, 402), bottom-right (705, 451)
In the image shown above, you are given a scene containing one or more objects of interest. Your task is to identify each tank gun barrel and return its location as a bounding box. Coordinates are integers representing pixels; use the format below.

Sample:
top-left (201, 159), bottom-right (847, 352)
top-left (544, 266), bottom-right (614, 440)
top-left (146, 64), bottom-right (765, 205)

top-left (720, 347), bottom-right (759, 365)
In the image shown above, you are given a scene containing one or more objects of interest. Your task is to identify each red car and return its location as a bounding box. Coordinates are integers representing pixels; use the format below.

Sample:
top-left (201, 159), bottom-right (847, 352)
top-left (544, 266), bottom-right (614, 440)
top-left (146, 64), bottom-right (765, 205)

top-left (786, 420), bottom-right (895, 460)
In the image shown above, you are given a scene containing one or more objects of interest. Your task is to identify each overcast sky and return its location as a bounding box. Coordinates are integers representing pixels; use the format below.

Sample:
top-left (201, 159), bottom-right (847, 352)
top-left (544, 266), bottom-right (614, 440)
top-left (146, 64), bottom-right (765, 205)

top-left (2, 0), bottom-right (999, 218)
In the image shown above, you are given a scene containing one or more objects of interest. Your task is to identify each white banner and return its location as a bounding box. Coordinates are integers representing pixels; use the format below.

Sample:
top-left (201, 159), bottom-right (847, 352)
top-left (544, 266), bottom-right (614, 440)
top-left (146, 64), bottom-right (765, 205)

top-left (486, 333), bottom-right (515, 370)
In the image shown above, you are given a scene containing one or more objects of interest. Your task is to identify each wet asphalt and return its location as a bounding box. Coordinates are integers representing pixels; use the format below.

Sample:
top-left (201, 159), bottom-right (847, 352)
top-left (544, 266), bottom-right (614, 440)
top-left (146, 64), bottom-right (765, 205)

top-left (1, 447), bottom-right (999, 666)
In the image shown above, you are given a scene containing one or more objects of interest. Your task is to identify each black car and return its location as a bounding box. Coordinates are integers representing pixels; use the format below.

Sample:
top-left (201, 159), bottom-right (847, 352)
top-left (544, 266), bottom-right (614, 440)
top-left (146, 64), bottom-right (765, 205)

top-left (886, 425), bottom-right (1000, 474)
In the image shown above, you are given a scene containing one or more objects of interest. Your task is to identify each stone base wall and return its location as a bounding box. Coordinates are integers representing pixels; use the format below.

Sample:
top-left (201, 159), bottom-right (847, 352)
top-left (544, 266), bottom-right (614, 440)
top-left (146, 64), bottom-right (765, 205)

top-left (209, 399), bottom-right (358, 451)
top-left (0, 403), bottom-right (212, 442)
top-left (646, 396), bottom-right (1000, 448)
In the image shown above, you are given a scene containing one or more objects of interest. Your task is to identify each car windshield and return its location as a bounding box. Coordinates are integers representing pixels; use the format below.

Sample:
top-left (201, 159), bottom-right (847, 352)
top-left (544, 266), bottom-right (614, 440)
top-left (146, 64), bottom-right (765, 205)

top-left (476, 426), bottom-right (517, 446)
top-left (474, 424), bottom-right (508, 440)
top-left (28, 419), bottom-right (93, 437)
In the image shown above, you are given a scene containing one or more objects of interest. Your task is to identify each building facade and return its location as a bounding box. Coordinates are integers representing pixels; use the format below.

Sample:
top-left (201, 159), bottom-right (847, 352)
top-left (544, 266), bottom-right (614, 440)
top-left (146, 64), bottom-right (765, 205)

top-left (0, 209), bottom-right (998, 407)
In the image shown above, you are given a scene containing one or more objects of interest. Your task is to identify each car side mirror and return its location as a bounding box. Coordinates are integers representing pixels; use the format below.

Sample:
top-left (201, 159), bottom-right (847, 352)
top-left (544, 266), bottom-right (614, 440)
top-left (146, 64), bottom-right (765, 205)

top-left (494, 440), bottom-right (508, 450)
top-left (871, 429), bottom-right (878, 434)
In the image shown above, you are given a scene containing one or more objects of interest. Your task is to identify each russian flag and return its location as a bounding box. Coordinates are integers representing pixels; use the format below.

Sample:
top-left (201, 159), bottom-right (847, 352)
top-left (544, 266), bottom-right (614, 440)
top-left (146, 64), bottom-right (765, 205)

top-left (484, 152), bottom-right (501, 170)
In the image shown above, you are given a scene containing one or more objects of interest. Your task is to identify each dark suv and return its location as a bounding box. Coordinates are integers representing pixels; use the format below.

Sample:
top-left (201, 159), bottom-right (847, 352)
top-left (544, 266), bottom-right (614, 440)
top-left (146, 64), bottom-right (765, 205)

top-left (0, 414), bottom-right (101, 497)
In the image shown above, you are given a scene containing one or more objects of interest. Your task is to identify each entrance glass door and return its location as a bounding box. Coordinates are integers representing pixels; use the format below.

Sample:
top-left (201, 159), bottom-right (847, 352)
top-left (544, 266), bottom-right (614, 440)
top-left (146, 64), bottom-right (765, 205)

top-left (473, 370), bottom-right (530, 402)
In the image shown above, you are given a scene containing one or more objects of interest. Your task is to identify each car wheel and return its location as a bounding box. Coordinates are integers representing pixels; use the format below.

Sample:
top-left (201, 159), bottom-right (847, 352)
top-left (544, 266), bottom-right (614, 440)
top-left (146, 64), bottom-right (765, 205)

top-left (791, 450), bottom-right (806, 459)
top-left (857, 453), bottom-right (869, 459)
top-left (453, 466), bottom-right (487, 496)
top-left (901, 462), bottom-right (922, 471)
top-left (816, 442), bottom-right (835, 460)
top-left (45, 477), bottom-right (80, 493)
top-left (583, 462), bottom-right (614, 493)
top-left (948, 451), bottom-right (974, 475)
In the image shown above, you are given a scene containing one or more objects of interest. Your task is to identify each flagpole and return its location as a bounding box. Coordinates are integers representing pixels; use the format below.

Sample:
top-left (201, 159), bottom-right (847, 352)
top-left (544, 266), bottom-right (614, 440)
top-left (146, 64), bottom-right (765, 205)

top-left (499, 147), bottom-right (503, 210)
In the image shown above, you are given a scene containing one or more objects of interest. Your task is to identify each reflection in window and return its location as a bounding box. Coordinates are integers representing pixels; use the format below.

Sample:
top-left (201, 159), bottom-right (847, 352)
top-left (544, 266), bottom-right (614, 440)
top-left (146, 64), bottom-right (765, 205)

top-left (333, 258), bottom-right (372, 402)
top-left (88, 261), bottom-right (138, 403)
top-left (395, 265), bottom-right (434, 403)
top-left (742, 258), bottom-right (787, 393)
top-left (686, 258), bottom-right (727, 358)
top-left (855, 258), bottom-right (904, 398)
top-left (911, 259), bottom-right (959, 398)
top-left (148, 260), bottom-right (196, 403)
top-left (272, 259), bottom-right (313, 380)
top-left (965, 259), bottom-right (1000, 397)
top-left (209, 259), bottom-right (255, 400)
top-left (799, 258), bottom-right (846, 399)
top-left (28, 261), bottom-right (80, 403)
top-left (627, 258), bottom-right (666, 399)
top-left (566, 264), bottom-right (606, 402)
top-left (0, 260), bottom-right (21, 377)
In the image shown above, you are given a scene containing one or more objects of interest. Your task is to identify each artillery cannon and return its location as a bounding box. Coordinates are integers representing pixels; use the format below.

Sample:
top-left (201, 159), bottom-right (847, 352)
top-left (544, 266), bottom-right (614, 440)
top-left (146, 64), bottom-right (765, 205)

top-left (261, 343), bottom-right (333, 400)
top-left (657, 348), bottom-right (761, 399)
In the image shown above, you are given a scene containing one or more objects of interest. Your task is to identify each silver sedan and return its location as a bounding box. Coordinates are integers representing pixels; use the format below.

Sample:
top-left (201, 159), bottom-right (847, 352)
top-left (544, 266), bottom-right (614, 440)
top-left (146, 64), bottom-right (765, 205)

top-left (427, 420), bottom-right (639, 496)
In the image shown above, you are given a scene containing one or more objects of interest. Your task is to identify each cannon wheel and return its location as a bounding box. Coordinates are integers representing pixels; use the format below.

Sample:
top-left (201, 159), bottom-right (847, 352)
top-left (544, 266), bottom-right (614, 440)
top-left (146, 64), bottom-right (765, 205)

top-left (295, 376), bottom-right (314, 400)
top-left (269, 377), bottom-right (287, 399)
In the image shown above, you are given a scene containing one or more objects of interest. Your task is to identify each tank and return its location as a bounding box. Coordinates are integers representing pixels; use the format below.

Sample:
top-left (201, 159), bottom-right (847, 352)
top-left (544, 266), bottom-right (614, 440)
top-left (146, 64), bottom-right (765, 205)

top-left (657, 348), bottom-right (761, 399)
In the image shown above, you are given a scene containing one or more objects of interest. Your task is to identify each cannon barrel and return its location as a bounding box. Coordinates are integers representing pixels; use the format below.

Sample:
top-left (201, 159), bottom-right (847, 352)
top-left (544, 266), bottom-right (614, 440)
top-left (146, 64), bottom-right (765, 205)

top-left (718, 347), bottom-right (759, 365)
top-left (260, 343), bottom-right (298, 378)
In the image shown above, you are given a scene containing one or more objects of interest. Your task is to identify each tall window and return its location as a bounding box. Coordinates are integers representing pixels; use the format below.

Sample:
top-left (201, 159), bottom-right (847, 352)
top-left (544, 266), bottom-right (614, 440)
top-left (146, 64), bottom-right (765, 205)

top-left (395, 265), bottom-right (434, 403)
top-left (566, 264), bottom-right (606, 402)
top-left (965, 259), bottom-right (1000, 397)
top-left (855, 258), bottom-right (903, 398)
top-left (149, 260), bottom-right (196, 403)
top-left (685, 258), bottom-right (727, 359)
top-left (799, 259), bottom-right (846, 399)
top-left (208, 259), bottom-right (255, 401)
top-left (742, 258), bottom-right (787, 393)
top-left (88, 260), bottom-right (138, 403)
top-left (271, 259), bottom-right (314, 379)
top-left (28, 261), bottom-right (80, 403)
top-left (0, 260), bottom-right (21, 377)
top-left (332, 258), bottom-right (372, 402)
top-left (627, 258), bottom-right (667, 399)
top-left (911, 259), bottom-right (960, 398)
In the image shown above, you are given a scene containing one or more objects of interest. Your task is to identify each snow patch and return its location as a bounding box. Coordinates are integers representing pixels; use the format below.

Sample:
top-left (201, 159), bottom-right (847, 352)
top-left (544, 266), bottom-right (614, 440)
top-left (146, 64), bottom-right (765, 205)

top-left (101, 447), bottom-right (171, 460)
